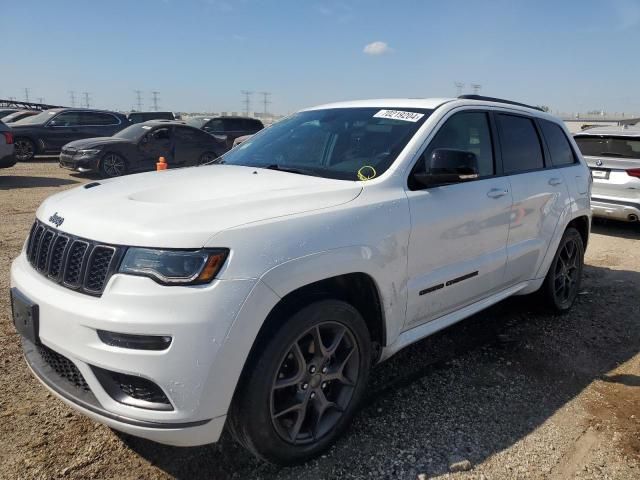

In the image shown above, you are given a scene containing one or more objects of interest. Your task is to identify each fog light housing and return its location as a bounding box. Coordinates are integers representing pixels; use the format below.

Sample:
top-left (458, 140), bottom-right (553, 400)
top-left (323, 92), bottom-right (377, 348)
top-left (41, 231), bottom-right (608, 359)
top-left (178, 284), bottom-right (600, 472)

top-left (97, 330), bottom-right (172, 351)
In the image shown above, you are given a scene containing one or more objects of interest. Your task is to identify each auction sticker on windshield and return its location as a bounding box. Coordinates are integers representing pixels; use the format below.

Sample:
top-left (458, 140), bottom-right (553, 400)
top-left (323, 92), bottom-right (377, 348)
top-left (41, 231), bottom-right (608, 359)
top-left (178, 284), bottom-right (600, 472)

top-left (373, 109), bottom-right (424, 122)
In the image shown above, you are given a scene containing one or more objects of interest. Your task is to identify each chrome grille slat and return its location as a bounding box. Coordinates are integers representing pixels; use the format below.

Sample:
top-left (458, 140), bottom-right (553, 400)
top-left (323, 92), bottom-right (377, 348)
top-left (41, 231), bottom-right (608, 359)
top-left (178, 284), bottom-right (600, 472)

top-left (25, 220), bottom-right (122, 296)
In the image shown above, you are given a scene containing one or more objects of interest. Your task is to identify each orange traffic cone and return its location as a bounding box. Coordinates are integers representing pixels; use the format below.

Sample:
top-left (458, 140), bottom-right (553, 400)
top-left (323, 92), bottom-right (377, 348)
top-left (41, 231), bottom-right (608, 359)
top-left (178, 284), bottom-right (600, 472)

top-left (156, 156), bottom-right (167, 171)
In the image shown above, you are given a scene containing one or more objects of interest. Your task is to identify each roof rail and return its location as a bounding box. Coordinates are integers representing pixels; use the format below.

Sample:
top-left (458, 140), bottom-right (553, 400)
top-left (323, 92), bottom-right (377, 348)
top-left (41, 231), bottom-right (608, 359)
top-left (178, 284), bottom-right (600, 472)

top-left (457, 95), bottom-right (544, 112)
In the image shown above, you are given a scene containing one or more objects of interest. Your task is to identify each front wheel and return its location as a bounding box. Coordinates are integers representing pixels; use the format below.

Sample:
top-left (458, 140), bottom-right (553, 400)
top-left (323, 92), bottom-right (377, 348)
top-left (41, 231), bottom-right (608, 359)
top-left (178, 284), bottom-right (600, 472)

top-left (99, 153), bottom-right (127, 178)
top-left (540, 227), bottom-right (584, 312)
top-left (14, 138), bottom-right (36, 161)
top-left (228, 299), bottom-right (371, 465)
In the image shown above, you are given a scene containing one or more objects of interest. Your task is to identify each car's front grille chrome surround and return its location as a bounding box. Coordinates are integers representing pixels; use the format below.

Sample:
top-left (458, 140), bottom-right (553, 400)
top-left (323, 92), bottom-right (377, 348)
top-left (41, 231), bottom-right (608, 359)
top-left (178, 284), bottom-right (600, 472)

top-left (25, 220), bottom-right (124, 296)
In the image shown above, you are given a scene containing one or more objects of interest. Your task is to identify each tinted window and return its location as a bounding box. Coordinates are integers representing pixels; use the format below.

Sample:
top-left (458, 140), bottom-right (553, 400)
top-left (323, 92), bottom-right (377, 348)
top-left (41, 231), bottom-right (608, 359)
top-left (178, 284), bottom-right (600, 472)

top-left (78, 112), bottom-right (119, 126)
top-left (497, 114), bottom-right (544, 173)
top-left (540, 120), bottom-right (576, 166)
top-left (49, 112), bottom-right (81, 126)
top-left (575, 136), bottom-right (640, 159)
top-left (419, 111), bottom-right (494, 177)
top-left (203, 119), bottom-right (224, 133)
top-left (223, 118), bottom-right (245, 131)
top-left (175, 127), bottom-right (199, 142)
top-left (243, 118), bottom-right (263, 131)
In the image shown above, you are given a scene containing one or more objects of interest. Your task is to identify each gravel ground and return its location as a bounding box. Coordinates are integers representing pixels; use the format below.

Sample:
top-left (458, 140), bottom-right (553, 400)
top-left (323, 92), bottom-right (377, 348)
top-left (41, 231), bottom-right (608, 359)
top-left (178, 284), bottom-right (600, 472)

top-left (1, 161), bottom-right (638, 480)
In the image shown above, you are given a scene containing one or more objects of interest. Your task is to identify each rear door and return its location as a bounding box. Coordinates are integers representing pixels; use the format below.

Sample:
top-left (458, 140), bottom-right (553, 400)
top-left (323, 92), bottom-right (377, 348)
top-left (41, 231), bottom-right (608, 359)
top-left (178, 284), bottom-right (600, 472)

top-left (137, 126), bottom-right (174, 169)
top-left (173, 127), bottom-right (203, 166)
top-left (405, 110), bottom-right (513, 327)
top-left (497, 113), bottom-right (571, 285)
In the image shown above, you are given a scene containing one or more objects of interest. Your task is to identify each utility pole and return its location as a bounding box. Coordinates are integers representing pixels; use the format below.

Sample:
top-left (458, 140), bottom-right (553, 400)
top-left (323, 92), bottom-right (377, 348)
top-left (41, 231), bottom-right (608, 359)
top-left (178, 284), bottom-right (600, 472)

top-left (241, 90), bottom-right (253, 116)
top-left (151, 91), bottom-right (160, 111)
top-left (69, 90), bottom-right (76, 107)
top-left (471, 84), bottom-right (482, 94)
top-left (134, 90), bottom-right (143, 111)
top-left (82, 92), bottom-right (91, 108)
top-left (259, 91), bottom-right (271, 118)
top-left (24, 88), bottom-right (31, 102)
top-left (454, 82), bottom-right (465, 96)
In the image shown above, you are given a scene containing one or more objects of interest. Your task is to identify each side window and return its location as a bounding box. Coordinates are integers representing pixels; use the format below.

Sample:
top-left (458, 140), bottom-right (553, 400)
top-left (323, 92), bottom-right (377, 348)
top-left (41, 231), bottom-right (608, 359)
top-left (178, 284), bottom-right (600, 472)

top-left (175, 127), bottom-right (198, 143)
top-left (150, 127), bottom-right (171, 141)
top-left (540, 120), bottom-right (576, 166)
top-left (244, 119), bottom-right (263, 132)
top-left (223, 118), bottom-right (244, 131)
top-left (203, 119), bottom-right (224, 133)
top-left (497, 114), bottom-right (544, 173)
top-left (49, 112), bottom-right (80, 126)
top-left (418, 111), bottom-right (495, 177)
top-left (79, 112), bottom-right (119, 126)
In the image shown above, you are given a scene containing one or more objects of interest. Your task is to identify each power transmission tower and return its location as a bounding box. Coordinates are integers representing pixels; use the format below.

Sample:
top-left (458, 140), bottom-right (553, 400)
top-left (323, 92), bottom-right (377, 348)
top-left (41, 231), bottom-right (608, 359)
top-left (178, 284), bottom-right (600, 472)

top-left (454, 82), bottom-right (465, 96)
top-left (37, 97), bottom-right (45, 104)
top-left (134, 90), bottom-right (143, 111)
top-left (241, 90), bottom-right (253, 116)
top-left (24, 88), bottom-right (31, 102)
top-left (471, 84), bottom-right (482, 94)
top-left (151, 91), bottom-right (160, 111)
top-left (69, 90), bottom-right (76, 107)
top-left (82, 92), bottom-right (91, 108)
top-left (259, 91), bottom-right (271, 117)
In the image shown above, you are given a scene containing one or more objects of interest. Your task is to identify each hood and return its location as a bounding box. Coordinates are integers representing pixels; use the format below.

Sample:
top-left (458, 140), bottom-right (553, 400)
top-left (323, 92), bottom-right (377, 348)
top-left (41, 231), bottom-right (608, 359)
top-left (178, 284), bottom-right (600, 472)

top-left (63, 137), bottom-right (129, 150)
top-left (36, 165), bottom-right (363, 248)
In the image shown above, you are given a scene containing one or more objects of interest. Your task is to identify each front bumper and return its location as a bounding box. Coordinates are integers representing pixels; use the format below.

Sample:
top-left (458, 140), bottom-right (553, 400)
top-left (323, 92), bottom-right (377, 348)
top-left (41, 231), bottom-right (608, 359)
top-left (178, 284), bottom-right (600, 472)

top-left (591, 197), bottom-right (640, 222)
top-left (11, 251), bottom-right (259, 446)
top-left (59, 152), bottom-right (100, 173)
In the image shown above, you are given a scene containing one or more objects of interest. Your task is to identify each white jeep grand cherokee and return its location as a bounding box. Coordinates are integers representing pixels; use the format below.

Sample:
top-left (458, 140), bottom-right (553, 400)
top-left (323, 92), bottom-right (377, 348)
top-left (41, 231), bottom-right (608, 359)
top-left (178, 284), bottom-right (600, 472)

top-left (11, 96), bottom-right (591, 464)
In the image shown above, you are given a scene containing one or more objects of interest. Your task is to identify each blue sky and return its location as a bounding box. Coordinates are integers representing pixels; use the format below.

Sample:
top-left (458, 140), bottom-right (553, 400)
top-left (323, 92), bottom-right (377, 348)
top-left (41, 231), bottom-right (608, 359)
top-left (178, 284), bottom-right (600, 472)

top-left (3, 0), bottom-right (640, 115)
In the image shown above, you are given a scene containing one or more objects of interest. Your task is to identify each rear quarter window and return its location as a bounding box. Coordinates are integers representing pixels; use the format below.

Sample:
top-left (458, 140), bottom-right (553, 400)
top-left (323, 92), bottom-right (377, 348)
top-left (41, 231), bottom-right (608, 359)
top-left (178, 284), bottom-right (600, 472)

top-left (540, 120), bottom-right (576, 166)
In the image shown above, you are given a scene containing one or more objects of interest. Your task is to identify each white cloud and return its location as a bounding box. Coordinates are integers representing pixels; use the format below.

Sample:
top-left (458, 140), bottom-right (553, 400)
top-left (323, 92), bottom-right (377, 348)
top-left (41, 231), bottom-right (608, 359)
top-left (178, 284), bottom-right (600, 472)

top-left (363, 41), bottom-right (393, 56)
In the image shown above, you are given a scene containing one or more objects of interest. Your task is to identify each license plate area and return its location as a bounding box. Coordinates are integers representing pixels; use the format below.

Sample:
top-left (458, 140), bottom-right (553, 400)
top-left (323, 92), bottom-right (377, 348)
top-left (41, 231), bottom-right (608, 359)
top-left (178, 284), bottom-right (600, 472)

top-left (11, 288), bottom-right (40, 344)
top-left (590, 168), bottom-right (610, 180)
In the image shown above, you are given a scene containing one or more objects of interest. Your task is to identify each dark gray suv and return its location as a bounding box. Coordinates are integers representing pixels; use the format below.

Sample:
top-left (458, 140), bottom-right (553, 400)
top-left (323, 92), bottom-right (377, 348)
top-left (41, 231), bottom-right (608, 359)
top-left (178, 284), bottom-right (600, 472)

top-left (9, 108), bottom-right (128, 161)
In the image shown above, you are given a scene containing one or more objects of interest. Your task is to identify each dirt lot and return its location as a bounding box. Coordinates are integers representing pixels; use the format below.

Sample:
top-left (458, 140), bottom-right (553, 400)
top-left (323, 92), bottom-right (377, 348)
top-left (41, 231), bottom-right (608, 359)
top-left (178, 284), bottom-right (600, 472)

top-left (1, 161), bottom-right (638, 479)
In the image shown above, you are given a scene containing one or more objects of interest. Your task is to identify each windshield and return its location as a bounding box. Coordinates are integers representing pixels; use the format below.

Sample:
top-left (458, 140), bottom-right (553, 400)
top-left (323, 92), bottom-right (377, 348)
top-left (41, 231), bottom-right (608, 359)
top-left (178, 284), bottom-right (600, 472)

top-left (10, 110), bottom-right (57, 125)
top-left (113, 123), bottom-right (154, 141)
top-left (216, 107), bottom-right (432, 180)
top-left (575, 136), bottom-right (640, 159)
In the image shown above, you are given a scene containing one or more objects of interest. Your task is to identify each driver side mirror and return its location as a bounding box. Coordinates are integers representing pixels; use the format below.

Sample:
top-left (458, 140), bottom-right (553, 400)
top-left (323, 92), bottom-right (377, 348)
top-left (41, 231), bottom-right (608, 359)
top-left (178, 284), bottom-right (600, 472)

top-left (413, 149), bottom-right (479, 187)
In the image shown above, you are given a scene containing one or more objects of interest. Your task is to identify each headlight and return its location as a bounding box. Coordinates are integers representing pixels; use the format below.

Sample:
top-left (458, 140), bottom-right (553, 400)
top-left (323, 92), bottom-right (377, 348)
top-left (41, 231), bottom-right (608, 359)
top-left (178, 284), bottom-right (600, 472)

top-left (119, 248), bottom-right (228, 285)
top-left (77, 149), bottom-right (101, 156)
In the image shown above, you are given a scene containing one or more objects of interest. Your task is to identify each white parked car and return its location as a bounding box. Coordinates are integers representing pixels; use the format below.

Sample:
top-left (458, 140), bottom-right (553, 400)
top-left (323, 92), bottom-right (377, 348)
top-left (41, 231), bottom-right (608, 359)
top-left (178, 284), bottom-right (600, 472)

top-left (11, 96), bottom-right (591, 464)
top-left (574, 125), bottom-right (640, 222)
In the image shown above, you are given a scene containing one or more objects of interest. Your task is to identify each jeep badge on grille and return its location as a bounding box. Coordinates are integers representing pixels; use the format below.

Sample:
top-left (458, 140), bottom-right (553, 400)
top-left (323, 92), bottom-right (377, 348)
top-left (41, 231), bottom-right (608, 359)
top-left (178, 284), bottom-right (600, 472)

top-left (48, 212), bottom-right (64, 227)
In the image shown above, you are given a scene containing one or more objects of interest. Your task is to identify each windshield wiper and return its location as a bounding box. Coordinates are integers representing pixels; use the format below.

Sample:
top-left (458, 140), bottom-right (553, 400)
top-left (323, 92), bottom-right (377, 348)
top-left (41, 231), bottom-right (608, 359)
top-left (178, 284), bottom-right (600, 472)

top-left (598, 152), bottom-right (628, 158)
top-left (262, 164), bottom-right (318, 176)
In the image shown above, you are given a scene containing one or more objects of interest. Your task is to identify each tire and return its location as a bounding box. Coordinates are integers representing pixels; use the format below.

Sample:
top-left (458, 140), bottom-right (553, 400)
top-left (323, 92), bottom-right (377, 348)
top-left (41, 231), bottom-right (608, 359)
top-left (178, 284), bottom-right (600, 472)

top-left (14, 138), bottom-right (36, 162)
top-left (540, 227), bottom-right (584, 313)
top-left (198, 151), bottom-right (218, 165)
top-left (228, 299), bottom-right (371, 465)
top-left (99, 153), bottom-right (127, 178)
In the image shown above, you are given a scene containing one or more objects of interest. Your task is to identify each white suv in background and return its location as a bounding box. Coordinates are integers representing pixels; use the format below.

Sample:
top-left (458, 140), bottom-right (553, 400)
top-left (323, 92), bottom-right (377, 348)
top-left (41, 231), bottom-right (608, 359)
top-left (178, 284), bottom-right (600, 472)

top-left (11, 96), bottom-right (591, 464)
top-left (574, 125), bottom-right (640, 223)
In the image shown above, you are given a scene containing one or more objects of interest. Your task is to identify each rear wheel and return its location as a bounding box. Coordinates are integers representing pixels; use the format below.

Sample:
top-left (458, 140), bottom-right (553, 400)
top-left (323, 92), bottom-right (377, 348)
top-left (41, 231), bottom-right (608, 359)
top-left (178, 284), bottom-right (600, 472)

top-left (99, 153), bottom-right (127, 178)
top-left (540, 227), bottom-right (584, 312)
top-left (229, 299), bottom-right (371, 465)
top-left (14, 138), bottom-right (36, 161)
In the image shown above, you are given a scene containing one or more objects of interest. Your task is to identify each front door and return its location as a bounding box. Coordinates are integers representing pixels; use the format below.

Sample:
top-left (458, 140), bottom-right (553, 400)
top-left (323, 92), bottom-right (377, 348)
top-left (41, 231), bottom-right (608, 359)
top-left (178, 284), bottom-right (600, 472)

top-left (405, 110), bottom-right (513, 327)
top-left (138, 126), bottom-right (174, 170)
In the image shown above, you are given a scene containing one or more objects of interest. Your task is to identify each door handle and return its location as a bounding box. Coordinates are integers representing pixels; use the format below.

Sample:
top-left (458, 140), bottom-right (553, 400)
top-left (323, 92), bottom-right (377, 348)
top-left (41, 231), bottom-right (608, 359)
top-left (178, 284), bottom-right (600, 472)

top-left (548, 177), bottom-right (563, 186)
top-left (487, 188), bottom-right (509, 199)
